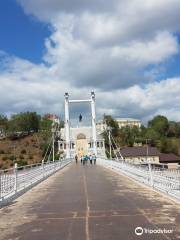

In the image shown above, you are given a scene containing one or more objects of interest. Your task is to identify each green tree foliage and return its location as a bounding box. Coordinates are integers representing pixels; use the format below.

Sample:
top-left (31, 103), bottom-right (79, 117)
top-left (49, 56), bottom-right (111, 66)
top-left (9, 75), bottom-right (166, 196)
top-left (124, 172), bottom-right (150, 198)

top-left (102, 114), bottom-right (180, 156)
top-left (40, 118), bottom-right (53, 132)
top-left (159, 137), bottom-right (179, 155)
top-left (148, 115), bottom-right (169, 136)
top-left (167, 121), bottom-right (180, 138)
top-left (118, 126), bottom-right (141, 147)
top-left (103, 115), bottom-right (119, 137)
top-left (143, 128), bottom-right (160, 146)
top-left (8, 112), bottom-right (40, 133)
top-left (0, 115), bottom-right (8, 132)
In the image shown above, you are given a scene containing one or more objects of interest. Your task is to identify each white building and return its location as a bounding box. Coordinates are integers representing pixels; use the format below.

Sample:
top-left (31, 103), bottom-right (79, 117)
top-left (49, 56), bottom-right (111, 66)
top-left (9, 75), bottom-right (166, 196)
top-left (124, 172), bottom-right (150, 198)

top-left (96, 118), bottom-right (141, 131)
top-left (58, 127), bottom-right (106, 158)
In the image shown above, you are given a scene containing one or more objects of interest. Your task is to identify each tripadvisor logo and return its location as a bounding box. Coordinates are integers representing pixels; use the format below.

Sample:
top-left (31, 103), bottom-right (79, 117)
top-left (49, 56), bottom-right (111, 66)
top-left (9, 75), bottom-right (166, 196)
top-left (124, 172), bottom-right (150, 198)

top-left (135, 227), bottom-right (173, 236)
top-left (135, 227), bottom-right (143, 236)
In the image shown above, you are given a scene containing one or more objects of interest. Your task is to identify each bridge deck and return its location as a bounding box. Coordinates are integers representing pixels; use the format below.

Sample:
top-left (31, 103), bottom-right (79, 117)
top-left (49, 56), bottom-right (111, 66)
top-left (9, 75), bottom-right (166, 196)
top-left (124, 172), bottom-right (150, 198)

top-left (0, 162), bottom-right (180, 240)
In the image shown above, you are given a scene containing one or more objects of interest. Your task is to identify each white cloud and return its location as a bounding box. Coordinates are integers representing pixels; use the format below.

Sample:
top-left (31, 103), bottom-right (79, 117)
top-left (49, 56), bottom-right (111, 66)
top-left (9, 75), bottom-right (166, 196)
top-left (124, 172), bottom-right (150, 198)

top-left (97, 78), bottom-right (180, 122)
top-left (0, 0), bottom-right (179, 122)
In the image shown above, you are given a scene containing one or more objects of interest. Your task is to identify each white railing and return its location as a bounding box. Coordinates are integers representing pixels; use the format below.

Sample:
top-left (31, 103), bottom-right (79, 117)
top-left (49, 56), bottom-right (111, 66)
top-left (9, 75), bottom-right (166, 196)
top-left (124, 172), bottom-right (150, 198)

top-left (0, 158), bottom-right (72, 206)
top-left (98, 158), bottom-right (180, 202)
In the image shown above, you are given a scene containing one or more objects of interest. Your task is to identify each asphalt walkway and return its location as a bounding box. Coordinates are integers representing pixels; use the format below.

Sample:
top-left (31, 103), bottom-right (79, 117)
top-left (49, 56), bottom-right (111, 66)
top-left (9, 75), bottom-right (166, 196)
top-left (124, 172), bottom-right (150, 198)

top-left (0, 162), bottom-right (180, 240)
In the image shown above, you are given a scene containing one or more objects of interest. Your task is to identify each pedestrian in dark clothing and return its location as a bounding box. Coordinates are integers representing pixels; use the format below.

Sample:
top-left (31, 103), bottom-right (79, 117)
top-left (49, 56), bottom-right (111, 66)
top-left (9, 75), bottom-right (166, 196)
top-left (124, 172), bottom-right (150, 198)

top-left (86, 155), bottom-right (89, 165)
top-left (89, 155), bottom-right (93, 165)
top-left (83, 156), bottom-right (86, 166)
top-left (75, 155), bottom-right (78, 164)
top-left (93, 154), bottom-right (96, 165)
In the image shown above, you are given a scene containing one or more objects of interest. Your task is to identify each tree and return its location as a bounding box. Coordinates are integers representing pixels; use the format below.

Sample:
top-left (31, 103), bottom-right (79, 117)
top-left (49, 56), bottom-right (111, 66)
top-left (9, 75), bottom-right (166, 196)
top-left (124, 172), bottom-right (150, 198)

top-left (103, 115), bottom-right (119, 137)
top-left (7, 112), bottom-right (40, 134)
top-left (143, 128), bottom-right (160, 146)
top-left (40, 118), bottom-right (53, 132)
top-left (148, 115), bottom-right (169, 136)
top-left (159, 138), bottom-right (179, 155)
top-left (118, 126), bottom-right (141, 147)
top-left (0, 115), bottom-right (8, 133)
top-left (167, 121), bottom-right (180, 138)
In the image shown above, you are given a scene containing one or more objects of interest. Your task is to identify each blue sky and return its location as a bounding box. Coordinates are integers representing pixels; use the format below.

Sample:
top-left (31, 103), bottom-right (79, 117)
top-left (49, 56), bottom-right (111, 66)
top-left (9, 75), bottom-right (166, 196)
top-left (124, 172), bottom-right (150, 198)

top-left (0, 0), bottom-right (50, 63)
top-left (0, 0), bottom-right (180, 122)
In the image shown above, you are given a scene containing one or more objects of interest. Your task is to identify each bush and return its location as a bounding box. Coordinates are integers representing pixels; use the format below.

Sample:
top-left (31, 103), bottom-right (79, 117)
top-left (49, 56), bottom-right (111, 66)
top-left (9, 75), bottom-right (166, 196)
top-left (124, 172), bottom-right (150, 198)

top-left (15, 159), bottom-right (28, 167)
top-left (2, 156), bottom-right (8, 161)
top-left (9, 155), bottom-right (16, 161)
top-left (19, 155), bottom-right (24, 160)
top-left (10, 162), bottom-right (14, 167)
top-left (21, 149), bottom-right (26, 154)
top-left (40, 143), bottom-right (51, 157)
top-left (2, 165), bottom-right (7, 170)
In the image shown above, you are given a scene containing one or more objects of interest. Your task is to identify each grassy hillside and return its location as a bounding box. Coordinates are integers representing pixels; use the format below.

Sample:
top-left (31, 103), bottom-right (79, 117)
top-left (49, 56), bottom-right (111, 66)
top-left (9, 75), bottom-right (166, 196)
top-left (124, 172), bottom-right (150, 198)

top-left (0, 132), bottom-right (50, 170)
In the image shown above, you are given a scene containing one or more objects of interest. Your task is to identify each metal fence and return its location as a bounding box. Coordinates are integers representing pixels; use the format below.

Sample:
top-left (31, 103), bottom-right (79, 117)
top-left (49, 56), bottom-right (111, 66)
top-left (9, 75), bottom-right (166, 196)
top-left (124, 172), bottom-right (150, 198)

top-left (0, 158), bottom-right (72, 206)
top-left (98, 158), bottom-right (180, 202)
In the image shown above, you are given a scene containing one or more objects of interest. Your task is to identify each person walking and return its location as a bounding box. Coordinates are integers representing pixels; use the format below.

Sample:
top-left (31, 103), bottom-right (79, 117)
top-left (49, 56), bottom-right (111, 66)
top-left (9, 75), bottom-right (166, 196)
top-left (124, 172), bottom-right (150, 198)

top-left (82, 155), bottom-right (86, 166)
top-left (89, 155), bottom-right (93, 165)
top-left (85, 155), bottom-right (89, 165)
top-left (75, 155), bottom-right (78, 164)
top-left (93, 154), bottom-right (96, 165)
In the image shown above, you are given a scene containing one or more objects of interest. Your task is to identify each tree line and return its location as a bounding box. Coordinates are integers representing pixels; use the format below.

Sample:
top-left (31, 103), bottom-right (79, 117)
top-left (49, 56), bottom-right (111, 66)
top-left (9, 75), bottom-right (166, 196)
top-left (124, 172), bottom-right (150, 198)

top-left (0, 112), bottom-right (63, 139)
top-left (103, 115), bottom-right (180, 156)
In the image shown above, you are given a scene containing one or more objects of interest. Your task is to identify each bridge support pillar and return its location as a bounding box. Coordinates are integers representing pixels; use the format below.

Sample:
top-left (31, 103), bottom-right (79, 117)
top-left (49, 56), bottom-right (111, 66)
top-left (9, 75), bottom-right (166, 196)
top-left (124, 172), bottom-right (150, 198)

top-left (91, 91), bottom-right (97, 156)
top-left (64, 93), bottom-right (71, 158)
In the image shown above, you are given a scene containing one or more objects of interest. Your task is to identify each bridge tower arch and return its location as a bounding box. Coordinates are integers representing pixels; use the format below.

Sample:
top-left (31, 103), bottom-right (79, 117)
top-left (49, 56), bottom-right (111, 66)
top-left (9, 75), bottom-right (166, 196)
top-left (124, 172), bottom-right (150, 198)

top-left (64, 92), bottom-right (97, 158)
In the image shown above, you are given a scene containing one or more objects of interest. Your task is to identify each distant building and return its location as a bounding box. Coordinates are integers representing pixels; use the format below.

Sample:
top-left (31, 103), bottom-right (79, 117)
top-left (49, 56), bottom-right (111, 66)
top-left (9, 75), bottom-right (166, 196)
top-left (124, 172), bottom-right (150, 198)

top-left (118, 146), bottom-right (180, 169)
top-left (96, 118), bottom-right (141, 131)
top-left (120, 146), bottom-right (160, 164)
top-left (43, 114), bottom-right (60, 124)
top-left (159, 153), bottom-right (180, 169)
top-left (59, 127), bottom-right (106, 158)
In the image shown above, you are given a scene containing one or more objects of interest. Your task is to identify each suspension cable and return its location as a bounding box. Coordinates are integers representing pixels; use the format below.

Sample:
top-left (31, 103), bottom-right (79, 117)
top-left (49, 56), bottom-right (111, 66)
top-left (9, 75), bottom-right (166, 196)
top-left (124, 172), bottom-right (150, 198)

top-left (110, 132), bottom-right (124, 159)
top-left (103, 116), bottom-right (123, 160)
top-left (42, 136), bottom-right (53, 162)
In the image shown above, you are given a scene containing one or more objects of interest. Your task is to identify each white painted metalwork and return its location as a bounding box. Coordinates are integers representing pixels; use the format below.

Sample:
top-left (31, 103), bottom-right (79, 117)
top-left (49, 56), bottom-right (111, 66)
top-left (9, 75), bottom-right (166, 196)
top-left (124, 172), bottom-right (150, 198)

top-left (90, 91), bottom-right (97, 156)
top-left (0, 158), bottom-right (72, 207)
top-left (98, 158), bottom-right (180, 202)
top-left (64, 92), bottom-right (97, 157)
top-left (65, 93), bottom-right (71, 158)
top-left (69, 99), bottom-right (92, 103)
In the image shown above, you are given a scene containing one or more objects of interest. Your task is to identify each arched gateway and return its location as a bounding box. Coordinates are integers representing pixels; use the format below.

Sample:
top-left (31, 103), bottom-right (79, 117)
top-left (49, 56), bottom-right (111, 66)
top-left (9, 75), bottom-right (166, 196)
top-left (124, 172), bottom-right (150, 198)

top-left (58, 92), bottom-right (106, 158)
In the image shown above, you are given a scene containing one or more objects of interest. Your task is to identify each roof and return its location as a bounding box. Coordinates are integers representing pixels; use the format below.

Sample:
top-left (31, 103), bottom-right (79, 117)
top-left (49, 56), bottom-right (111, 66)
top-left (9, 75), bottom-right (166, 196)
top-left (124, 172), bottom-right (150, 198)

top-left (116, 118), bottom-right (141, 122)
top-left (159, 153), bottom-right (180, 163)
top-left (97, 118), bottom-right (141, 124)
top-left (120, 146), bottom-right (160, 157)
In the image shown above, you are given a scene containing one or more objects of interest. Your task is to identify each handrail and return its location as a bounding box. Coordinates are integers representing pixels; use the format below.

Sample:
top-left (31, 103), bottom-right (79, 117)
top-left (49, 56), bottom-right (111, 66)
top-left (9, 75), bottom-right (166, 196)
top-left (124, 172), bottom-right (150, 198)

top-left (99, 158), bottom-right (180, 202)
top-left (0, 158), bottom-right (73, 207)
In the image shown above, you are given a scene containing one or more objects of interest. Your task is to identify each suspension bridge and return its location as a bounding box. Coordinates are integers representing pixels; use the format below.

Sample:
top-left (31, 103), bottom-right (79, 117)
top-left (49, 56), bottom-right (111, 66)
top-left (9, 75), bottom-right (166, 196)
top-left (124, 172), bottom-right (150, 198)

top-left (0, 92), bottom-right (180, 240)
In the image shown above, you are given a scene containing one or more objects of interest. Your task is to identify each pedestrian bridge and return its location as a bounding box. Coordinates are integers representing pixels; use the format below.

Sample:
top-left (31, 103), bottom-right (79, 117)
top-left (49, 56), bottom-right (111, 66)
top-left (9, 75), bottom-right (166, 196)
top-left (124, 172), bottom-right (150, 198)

top-left (0, 159), bottom-right (180, 240)
top-left (0, 91), bottom-right (180, 239)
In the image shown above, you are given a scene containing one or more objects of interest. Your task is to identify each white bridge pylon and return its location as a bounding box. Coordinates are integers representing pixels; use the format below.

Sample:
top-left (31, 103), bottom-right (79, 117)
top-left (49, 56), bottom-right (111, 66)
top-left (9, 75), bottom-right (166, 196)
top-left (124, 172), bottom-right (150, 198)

top-left (64, 92), bottom-right (97, 158)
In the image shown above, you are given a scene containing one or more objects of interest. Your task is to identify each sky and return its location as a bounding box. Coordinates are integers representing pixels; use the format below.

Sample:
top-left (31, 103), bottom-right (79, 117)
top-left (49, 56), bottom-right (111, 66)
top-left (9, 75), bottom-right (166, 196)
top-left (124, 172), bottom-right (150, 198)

top-left (0, 0), bottom-right (180, 123)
